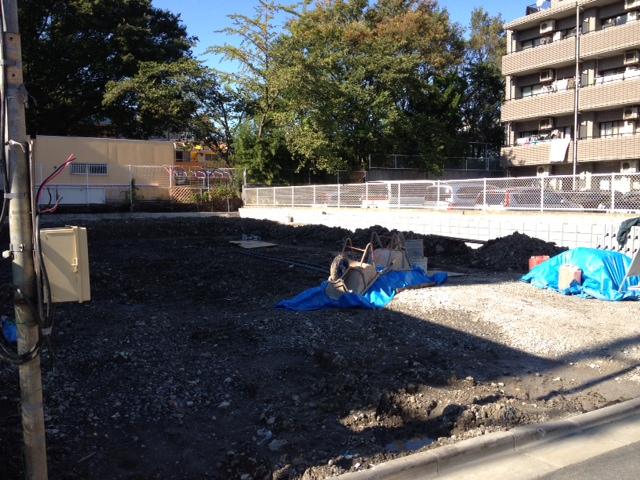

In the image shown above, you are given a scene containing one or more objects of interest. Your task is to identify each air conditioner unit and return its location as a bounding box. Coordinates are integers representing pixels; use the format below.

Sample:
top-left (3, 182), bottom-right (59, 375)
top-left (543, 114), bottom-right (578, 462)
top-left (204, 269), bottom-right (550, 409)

top-left (539, 69), bottom-right (555, 83)
top-left (624, 106), bottom-right (640, 120)
top-left (539, 118), bottom-right (555, 130)
top-left (624, 50), bottom-right (640, 66)
top-left (621, 160), bottom-right (640, 174)
top-left (537, 165), bottom-right (552, 177)
top-left (540, 20), bottom-right (556, 34)
top-left (625, 0), bottom-right (640, 10)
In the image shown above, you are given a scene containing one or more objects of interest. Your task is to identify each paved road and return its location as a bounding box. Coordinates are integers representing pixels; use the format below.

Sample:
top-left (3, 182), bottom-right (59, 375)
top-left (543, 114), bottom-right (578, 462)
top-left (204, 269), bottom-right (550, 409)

top-left (540, 441), bottom-right (640, 480)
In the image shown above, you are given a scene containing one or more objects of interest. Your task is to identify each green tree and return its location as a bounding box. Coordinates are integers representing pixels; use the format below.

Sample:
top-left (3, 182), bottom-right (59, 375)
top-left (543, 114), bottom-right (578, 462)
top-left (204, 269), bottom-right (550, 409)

top-left (208, 0), bottom-right (297, 182)
top-left (460, 8), bottom-right (506, 150)
top-left (104, 60), bottom-right (243, 164)
top-left (273, 0), bottom-right (465, 173)
top-left (19, 0), bottom-right (193, 136)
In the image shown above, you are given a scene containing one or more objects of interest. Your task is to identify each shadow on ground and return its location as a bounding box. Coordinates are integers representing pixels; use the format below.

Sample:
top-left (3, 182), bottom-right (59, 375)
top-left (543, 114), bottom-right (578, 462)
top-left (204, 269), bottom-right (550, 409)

top-left (0, 217), bottom-right (637, 480)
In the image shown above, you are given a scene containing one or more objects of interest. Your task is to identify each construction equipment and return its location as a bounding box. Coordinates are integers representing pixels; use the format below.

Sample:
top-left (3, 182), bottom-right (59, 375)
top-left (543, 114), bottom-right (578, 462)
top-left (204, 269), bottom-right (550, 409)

top-left (370, 232), bottom-right (412, 271)
top-left (326, 239), bottom-right (379, 300)
top-left (325, 233), bottom-right (413, 299)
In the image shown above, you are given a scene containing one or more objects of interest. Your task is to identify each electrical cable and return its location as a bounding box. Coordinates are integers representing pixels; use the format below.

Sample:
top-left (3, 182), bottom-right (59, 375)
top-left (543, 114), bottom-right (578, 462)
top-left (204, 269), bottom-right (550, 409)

top-left (35, 153), bottom-right (76, 212)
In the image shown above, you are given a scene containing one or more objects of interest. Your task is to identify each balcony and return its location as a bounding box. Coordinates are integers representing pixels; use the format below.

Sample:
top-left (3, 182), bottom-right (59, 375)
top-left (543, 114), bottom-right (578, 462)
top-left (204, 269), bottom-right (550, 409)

top-left (502, 139), bottom-right (573, 167)
top-left (501, 88), bottom-right (574, 122)
top-left (580, 75), bottom-right (640, 111)
top-left (582, 19), bottom-right (640, 59)
top-left (578, 134), bottom-right (640, 163)
top-left (502, 134), bottom-right (640, 167)
top-left (502, 36), bottom-right (575, 76)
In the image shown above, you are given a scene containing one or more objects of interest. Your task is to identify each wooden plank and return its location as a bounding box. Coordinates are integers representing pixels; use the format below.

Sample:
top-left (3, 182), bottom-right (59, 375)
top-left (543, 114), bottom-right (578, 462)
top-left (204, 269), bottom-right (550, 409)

top-left (229, 240), bottom-right (277, 249)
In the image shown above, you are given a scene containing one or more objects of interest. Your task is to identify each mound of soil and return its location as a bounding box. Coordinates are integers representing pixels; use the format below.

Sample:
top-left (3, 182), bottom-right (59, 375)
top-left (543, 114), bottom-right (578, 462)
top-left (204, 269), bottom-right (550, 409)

top-left (350, 225), bottom-right (471, 259)
top-left (471, 232), bottom-right (567, 272)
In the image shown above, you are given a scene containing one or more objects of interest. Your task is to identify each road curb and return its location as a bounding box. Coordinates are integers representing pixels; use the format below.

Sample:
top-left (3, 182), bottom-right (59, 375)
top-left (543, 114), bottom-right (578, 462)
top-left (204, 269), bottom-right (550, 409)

top-left (334, 396), bottom-right (640, 479)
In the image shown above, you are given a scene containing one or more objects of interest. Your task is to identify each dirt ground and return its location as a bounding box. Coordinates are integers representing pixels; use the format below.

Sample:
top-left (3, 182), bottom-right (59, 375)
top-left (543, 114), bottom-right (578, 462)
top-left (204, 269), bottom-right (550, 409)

top-left (0, 216), bottom-right (639, 480)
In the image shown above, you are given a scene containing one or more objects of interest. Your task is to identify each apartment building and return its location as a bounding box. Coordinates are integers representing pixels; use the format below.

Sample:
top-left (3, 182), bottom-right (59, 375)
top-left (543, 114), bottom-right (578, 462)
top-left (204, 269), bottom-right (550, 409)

top-left (501, 0), bottom-right (640, 177)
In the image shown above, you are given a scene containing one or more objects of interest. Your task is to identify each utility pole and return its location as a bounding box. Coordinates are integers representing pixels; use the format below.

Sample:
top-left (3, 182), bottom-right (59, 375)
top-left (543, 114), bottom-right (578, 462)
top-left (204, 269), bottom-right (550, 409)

top-left (572, 1), bottom-right (581, 190)
top-left (2, 0), bottom-right (49, 478)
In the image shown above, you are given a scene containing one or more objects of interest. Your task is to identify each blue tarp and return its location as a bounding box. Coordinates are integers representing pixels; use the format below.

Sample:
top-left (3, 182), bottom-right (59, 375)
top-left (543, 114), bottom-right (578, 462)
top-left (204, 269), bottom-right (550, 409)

top-left (277, 268), bottom-right (448, 311)
top-left (1, 317), bottom-right (17, 343)
top-left (521, 247), bottom-right (640, 301)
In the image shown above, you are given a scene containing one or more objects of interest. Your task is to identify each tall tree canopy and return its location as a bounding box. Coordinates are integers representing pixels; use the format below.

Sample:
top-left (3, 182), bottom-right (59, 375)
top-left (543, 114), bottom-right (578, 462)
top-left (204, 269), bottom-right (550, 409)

top-left (19, 0), bottom-right (193, 136)
top-left (276, 0), bottom-right (466, 172)
top-left (211, 0), bottom-right (467, 180)
top-left (207, 0), bottom-right (292, 183)
top-left (460, 8), bottom-right (506, 150)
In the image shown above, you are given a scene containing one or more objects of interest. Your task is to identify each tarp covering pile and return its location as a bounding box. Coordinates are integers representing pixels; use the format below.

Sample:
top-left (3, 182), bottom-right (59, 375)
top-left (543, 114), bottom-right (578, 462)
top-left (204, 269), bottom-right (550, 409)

top-left (277, 268), bottom-right (448, 311)
top-left (521, 247), bottom-right (640, 301)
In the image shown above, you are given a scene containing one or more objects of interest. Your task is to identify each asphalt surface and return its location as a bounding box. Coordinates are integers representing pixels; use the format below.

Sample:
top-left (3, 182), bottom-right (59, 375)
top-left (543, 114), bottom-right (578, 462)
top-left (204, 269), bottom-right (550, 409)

top-left (539, 441), bottom-right (640, 480)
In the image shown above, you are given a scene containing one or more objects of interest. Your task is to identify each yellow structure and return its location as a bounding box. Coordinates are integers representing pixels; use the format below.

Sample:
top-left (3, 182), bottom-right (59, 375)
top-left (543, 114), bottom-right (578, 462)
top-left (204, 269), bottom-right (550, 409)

top-left (173, 142), bottom-right (227, 169)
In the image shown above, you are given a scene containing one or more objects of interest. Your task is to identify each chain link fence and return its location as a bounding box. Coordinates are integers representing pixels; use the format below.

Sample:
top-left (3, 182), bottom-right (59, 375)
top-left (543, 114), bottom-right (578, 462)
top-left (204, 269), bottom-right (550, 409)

top-left (243, 172), bottom-right (640, 213)
top-left (35, 165), bottom-right (238, 210)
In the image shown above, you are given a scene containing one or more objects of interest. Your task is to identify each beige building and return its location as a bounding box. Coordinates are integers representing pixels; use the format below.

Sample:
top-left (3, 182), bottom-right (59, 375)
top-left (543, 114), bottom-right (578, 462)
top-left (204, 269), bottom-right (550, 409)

top-left (501, 0), bottom-right (640, 177)
top-left (33, 135), bottom-right (174, 205)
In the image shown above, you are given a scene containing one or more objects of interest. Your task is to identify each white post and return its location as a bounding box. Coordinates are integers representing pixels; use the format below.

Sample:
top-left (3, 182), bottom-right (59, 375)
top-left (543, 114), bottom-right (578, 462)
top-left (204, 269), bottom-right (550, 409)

top-left (611, 173), bottom-right (616, 211)
top-left (436, 180), bottom-right (441, 205)
top-left (483, 178), bottom-right (487, 209)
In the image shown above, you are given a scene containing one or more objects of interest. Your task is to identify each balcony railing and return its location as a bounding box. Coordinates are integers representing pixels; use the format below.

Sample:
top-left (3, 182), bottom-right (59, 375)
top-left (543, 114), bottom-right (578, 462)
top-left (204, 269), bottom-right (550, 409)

top-left (502, 133), bottom-right (640, 167)
top-left (504, 15), bottom-right (640, 76)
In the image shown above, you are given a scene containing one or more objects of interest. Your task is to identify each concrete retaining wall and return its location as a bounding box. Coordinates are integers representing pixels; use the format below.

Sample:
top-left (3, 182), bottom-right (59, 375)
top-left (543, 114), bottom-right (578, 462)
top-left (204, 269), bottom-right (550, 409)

top-left (239, 207), bottom-right (640, 255)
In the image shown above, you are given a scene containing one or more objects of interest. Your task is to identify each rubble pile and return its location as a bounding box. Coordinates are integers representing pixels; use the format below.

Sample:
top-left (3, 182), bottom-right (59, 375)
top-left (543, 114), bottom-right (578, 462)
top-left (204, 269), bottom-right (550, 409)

top-left (471, 232), bottom-right (566, 272)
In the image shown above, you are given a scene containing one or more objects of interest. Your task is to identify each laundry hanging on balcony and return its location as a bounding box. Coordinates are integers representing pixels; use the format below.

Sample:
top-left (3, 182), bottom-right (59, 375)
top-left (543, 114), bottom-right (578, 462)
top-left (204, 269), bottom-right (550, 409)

top-left (549, 138), bottom-right (571, 163)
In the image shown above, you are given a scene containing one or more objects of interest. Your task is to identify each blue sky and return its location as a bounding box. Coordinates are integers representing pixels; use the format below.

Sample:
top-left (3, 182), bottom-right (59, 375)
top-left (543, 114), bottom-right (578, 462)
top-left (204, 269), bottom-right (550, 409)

top-left (153, 0), bottom-right (525, 72)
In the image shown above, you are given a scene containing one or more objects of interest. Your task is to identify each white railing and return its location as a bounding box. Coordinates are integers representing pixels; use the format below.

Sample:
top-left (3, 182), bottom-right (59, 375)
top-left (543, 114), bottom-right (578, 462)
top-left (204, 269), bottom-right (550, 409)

top-left (243, 173), bottom-right (640, 213)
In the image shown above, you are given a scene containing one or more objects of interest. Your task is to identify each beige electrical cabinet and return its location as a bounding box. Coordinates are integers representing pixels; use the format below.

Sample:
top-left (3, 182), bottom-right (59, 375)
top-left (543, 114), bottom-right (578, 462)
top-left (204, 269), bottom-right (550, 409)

top-left (40, 226), bottom-right (91, 303)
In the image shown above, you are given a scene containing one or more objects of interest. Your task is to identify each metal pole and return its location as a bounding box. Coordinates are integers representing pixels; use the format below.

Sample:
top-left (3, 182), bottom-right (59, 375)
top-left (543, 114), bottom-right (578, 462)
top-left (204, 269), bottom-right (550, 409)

top-left (572, 2), bottom-right (581, 189)
top-left (128, 165), bottom-right (133, 211)
top-left (3, 0), bottom-right (48, 477)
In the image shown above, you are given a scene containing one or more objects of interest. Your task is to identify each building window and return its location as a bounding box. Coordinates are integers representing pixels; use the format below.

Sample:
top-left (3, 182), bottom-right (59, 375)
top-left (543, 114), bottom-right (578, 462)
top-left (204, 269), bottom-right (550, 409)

top-left (601, 11), bottom-right (638, 30)
top-left (600, 121), bottom-right (635, 138)
top-left (70, 163), bottom-right (108, 176)
top-left (175, 150), bottom-right (186, 162)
